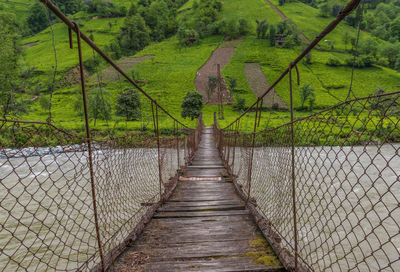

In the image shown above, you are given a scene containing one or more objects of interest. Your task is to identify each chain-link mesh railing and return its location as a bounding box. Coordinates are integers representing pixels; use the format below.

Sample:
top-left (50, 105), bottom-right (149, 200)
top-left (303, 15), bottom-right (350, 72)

top-left (215, 92), bottom-right (400, 271)
top-left (213, 0), bottom-right (400, 270)
top-left (0, 114), bottom-right (202, 271)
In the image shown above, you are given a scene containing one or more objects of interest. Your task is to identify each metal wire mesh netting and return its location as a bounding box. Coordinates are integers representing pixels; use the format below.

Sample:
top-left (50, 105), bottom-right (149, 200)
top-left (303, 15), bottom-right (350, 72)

top-left (215, 92), bottom-right (400, 271)
top-left (0, 118), bottom-right (201, 271)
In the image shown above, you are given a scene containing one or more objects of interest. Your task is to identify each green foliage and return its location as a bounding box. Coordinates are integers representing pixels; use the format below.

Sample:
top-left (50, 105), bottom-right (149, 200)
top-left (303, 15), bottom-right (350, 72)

top-left (0, 12), bottom-right (26, 118)
top-left (39, 95), bottom-right (50, 111)
top-left (207, 76), bottom-right (218, 103)
top-left (269, 25), bottom-right (276, 46)
top-left (227, 77), bottom-right (237, 93)
top-left (115, 87), bottom-right (141, 120)
top-left (233, 97), bottom-right (246, 112)
top-left (181, 91), bottom-right (203, 120)
top-left (118, 14), bottom-right (150, 55)
top-left (27, 2), bottom-right (48, 34)
top-left (255, 19), bottom-right (269, 39)
top-left (380, 42), bottom-right (400, 68)
top-left (83, 0), bottom-right (125, 17)
top-left (177, 27), bottom-right (200, 45)
top-left (299, 84), bottom-right (315, 110)
top-left (88, 88), bottom-right (112, 125)
top-left (319, 3), bottom-right (330, 18)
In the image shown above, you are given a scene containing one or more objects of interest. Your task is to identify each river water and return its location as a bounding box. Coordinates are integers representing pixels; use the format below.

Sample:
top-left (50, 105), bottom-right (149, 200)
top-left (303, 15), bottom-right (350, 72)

top-left (1, 144), bottom-right (399, 271)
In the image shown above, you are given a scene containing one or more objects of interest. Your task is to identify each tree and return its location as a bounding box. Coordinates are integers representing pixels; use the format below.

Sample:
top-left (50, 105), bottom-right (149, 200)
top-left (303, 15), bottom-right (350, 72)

top-left (119, 14), bottom-right (150, 55)
top-left (88, 88), bottom-right (111, 125)
top-left (181, 91), bottom-right (203, 120)
top-left (0, 12), bottom-right (28, 118)
top-left (360, 38), bottom-right (378, 57)
top-left (27, 2), bottom-right (48, 34)
top-left (299, 84), bottom-right (315, 110)
top-left (319, 3), bottom-right (330, 18)
top-left (207, 76), bottom-right (218, 103)
top-left (342, 31), bottom-right (350, 51)
top-left (54, 0), bottom-right (80, 14)
top-left (380, 43), bottom-right (400, 68)
top-left (255, 19), bottom-right (268, 39)
top-left (390, 17), bottom-right (400, 41)
top-left (115, 88), bottom-right (141, 120)
top-left (269, 25), bottom-right (276, 46)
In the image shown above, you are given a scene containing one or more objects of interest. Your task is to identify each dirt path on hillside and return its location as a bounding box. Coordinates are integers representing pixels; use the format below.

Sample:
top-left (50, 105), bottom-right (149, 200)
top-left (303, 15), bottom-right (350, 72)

top-left (263, 0), bottom-right (319, 48)
top-left (244, 63), bottom-right (287, 109)
top-left (194, 42), bottom-right (238, 105)
top-left (90, 55), bottom-right (153, 82)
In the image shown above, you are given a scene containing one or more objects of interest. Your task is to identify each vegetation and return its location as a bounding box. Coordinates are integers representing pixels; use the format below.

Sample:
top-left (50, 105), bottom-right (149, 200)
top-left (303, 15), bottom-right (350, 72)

top-left (115, 87), bottom-right (141, 121)
top-left (181, 91), bottom-right (203, 120)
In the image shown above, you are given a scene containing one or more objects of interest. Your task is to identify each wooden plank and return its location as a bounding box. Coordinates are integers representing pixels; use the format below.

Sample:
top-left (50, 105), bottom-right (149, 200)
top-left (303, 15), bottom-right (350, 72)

top-left (161, 200), bottom-right (244, 207)
top-left (154, 210), bottom-right (249, 218)
top-left (141, 257), bottom-right (285, 272)
top-left (158, 204), bottom-right (245, 212)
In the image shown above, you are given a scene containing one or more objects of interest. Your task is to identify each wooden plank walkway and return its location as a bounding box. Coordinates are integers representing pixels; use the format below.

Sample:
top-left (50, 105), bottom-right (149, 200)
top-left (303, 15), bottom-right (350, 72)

top-left (111, 127), bottom-right (284, 272)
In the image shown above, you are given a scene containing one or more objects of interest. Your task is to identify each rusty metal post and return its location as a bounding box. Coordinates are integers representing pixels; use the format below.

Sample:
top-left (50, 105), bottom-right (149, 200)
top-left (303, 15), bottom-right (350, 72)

top-left (175, 121), bottom-right (181, 169)
top-left (231, 120), bottom-right (239, 172)
top-left (289, 64), bottom-right (298, 270)
top-left (73, 22), bottom-right (105, 271)
top-left (246, 101), bottom-right (260, 204)
top-left (151, 102), bottom-right (163, 200)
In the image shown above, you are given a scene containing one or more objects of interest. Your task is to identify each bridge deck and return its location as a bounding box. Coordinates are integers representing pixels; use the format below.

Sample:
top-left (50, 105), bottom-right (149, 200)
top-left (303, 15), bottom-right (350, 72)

top-left (111, 127), bottom-right (284, 271)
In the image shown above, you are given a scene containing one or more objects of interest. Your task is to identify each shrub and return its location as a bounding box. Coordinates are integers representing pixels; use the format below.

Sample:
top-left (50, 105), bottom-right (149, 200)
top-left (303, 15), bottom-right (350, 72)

top-left (326, 57), bottom-right (341, 66)
top-left (233, 98), bottom-right (246, 112)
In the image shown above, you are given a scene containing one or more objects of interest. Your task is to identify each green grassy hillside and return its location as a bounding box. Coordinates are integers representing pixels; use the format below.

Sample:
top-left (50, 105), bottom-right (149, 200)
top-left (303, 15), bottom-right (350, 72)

top-left (5, 0), bottom-right (400, 132)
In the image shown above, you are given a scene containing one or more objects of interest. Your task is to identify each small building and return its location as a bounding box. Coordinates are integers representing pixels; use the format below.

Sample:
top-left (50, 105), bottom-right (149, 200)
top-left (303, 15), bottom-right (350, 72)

top-left (275, 34), bottom-right (287, 47)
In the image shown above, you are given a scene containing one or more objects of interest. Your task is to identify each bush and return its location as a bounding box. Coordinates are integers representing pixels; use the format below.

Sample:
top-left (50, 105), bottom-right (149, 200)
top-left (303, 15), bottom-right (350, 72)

top-left (326, 57), bottom-right (341, 66)
top-left (177, 27), bottom-right (200, 46)
top-left (233, 98), bottom-right (246, 112)
top-left (345, 57), bottom-right (365, 68)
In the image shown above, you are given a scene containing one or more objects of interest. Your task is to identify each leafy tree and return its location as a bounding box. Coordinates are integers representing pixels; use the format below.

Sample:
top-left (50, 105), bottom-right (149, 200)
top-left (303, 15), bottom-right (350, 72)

top-left (299, 84), bottom-right (315, 110)
top-left (279, 0), bottom-right (285, 6)
top-left (238, 19), bottom-right (250, 35)
top-left (88, 88), bottom-right (111, 125)
top-left (360, 38), bottom-right (379, 57)
top-left (0, 12), bottom-right (27, 118)
top-left (255, 19), bottom-right (268, 39)
top-left (119, 14), bottom-right (150, 55)
top-left (370, 88), bottom-right (400, 133)
top-left (181, 91), bottom-right (203, 120)
top-left (269, 25), bottom-right (276, 46)
top-left (390, 17), bottom-right (400, 41)
top-left (395, 56), bottom-right (400, 71)
top-left (319, 3), bottom-right (330, 18)
top-left (27, 2), bottom-right (48, 34)
top-left (207, 76), bottom-right (218, 103)
top-left (342, 31), bottom-right (350, 51)
top-left (380, 43), bottom-right (400, 67)
top-left (331, 4), bottom-right (343, 17)
top-left (54, 0), bottom-right (80, 14)
top-left (177, 27), bottom-right (199, 46)
top-left (115, 88), bottom-right (141, 120)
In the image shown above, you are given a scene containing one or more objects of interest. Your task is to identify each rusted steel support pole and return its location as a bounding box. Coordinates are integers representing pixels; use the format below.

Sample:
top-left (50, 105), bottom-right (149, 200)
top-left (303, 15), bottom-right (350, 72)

top-left (289, 64), bottom-right (298, 269)
top-left (74, 22), bottom-right (105, 271)
top-left (175, 121), bottom-right (181, 169)
top-left (231, 120), bottom-right (239, 172)
top-left (151, 102), bottom-right (163, 200)
top-left (246, 101), bottom-right (260, 204)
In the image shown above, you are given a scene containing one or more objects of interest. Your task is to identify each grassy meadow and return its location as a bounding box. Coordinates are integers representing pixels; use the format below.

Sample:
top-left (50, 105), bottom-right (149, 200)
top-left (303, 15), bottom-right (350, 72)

top-left (10, 0), bottom-right (400, 135)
